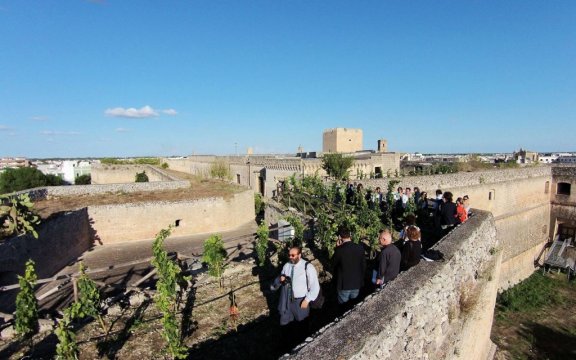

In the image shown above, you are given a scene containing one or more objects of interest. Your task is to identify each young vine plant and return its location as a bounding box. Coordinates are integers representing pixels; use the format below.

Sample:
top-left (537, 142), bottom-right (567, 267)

top-left (15, 259), bottom-right (38, 338)
top-left (255, 221), bottom-right (269, 267)
top-left (151, 225), bottom-right (189, 359)
top-left (68, 262), bottom-right (106, 333)
top-left (202, 234), bottom-right (227, 288)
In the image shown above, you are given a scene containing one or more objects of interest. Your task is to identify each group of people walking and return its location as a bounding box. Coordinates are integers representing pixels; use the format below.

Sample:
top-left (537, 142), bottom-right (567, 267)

top-left (272, 226), bottom-right (422, 345)
top-left (272, 184), bottom-right (472, 348)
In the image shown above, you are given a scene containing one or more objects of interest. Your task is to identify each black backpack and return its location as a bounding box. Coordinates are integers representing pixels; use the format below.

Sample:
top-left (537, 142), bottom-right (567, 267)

top-left (304, 262), bottom-right (325, 309)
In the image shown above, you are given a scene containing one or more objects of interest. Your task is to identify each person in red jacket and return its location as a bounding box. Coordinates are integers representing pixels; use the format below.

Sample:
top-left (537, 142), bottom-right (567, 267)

top-left (456, 197), bottom-right (468, 224)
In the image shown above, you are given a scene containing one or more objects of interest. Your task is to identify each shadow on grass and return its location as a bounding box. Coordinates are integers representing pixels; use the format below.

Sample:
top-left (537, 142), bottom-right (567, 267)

top-left (186, 313), bottom-right (284, 360)
top-left (517, 322), bottom-right (576, 360)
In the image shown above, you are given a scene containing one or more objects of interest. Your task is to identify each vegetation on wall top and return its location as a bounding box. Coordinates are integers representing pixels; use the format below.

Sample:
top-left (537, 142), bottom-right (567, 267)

top-left (100, 157), bottom-right (161, 166)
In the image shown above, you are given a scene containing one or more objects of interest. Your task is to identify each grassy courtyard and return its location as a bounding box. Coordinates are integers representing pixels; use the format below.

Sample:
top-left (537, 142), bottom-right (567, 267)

top-left (492, 271), bottom-right (576, 360)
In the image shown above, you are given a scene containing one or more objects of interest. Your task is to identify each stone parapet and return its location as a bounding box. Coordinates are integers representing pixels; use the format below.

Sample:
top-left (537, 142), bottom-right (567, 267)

top-left (360, 166), bottom-right (551, 192)
top-left (13, 180), bottom-right (190, 202)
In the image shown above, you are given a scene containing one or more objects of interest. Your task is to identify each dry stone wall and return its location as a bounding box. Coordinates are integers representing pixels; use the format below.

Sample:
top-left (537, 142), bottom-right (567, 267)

top-left (286, 211), bottom-right (499, 360)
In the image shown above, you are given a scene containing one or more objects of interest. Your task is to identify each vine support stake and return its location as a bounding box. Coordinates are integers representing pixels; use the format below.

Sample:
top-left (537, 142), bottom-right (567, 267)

top-left (72, 277), bottom-right (78, 302)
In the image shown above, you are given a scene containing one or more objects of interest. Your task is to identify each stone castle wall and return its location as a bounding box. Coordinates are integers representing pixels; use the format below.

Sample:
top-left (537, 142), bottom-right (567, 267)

top-left (550, 165), bottom-right (576, 238)
top-left (0, 209), bottom-right (95, 312)
top-left (91, 164), bottom-right (177, 184)
top-left (16, 179), bottom-right (190, 202)
top-left (164, 154), bottom-right (401, 198)
top-left (0, 209), bottom-right (93, 281)
top-left (88, 189), bottom-right (255, 244)
top-left (287, 211), bottom-right (499, 360)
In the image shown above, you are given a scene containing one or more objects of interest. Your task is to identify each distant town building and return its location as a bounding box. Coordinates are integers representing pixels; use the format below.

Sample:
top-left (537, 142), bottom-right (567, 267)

top-left (35, 162), bottom-right (64, 178)
top-left (35, 159), bottom-right (93, 184)
top-left (513, 148), bottom-right (539, 164)
top-left (62, 160), bottom-right (91, 183)
top-left (0, 157), bottom-right (31, 171)
top-left (557, 155), bottom-right (576, 164)
top-left (401, 153), bottom-right (427, 162)
top-left (539, 153), bottom-right (560, 164)
top-left (322, 128), bottom-right (363, 153)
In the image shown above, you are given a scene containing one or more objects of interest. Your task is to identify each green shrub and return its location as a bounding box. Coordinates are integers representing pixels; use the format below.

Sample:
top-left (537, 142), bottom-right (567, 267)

top-left (74, 174), bottom-right (91, 185)
top-left (135, 171), bottom-right (149, 183)
top-left (321, 153), bottom-right (354, 180)
top-left (0, 167), bottom-right (64, 194)
top-left (254, 193), bottom-right (265, 216)
top-left (284, 214), bottom-right (304, 244)
top-left (210, 159), bottom-right (231, 180)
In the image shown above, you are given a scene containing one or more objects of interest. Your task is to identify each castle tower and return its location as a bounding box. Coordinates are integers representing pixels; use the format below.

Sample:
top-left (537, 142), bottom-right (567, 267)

top-left (322, 128), bottom-right (363, 153)
top-left (377, 139), bottom-right (388, 153)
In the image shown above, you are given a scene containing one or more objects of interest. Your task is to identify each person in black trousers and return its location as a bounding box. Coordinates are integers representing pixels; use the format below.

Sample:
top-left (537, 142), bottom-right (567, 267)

top-left (332, 227), bottom-right (366, 308)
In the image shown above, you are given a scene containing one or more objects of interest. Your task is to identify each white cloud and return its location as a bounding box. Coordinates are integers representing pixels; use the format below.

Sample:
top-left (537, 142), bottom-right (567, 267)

top-left (162, 109), bottom-right (178, 116)
top-left (30, 116), bottom-right (49, 121)
top-left (105, 105), bottom-right (159, 118)
top-left (0, 125), bottom-right (12, 131)
top-left (115, 127), bottom-right (131, 133)
top-left (40, 130), bottom-right (80, 136)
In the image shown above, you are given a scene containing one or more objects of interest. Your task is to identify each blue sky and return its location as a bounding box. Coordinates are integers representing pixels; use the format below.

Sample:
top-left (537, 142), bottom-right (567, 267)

top-left (1, 1), bottom-right (575, 158)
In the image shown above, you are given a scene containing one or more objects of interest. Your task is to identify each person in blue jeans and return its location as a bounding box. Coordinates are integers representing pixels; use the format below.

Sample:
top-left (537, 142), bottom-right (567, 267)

top-left (332, 227), bottom-right (366, 306)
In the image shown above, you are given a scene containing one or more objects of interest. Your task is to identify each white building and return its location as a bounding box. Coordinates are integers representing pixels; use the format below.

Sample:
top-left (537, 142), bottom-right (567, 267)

top-left (557, 156), bottom-right (576, 164)
top-left (35, 160), bottom-right (92, 184)
top-left (539, 153), bottom-right (559, 164)
top-left (62, 160), bottom-right (91, 184)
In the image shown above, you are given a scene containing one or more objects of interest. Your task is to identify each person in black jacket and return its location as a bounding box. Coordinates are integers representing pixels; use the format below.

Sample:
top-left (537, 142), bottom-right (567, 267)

top-left (401, 226), bottom-right (422, 271)
top-left (439, 191), bottom-right (458, 236)
top-left (332, 227), bottom-right (366, 305)
top-left (375, 229), bottom-right (401, 287)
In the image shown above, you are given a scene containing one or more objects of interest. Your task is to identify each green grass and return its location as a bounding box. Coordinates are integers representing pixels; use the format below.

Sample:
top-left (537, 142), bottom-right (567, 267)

top-left (493, 272), bottom-right (576, 359)
top-left (497, 272), bottom-right (565, 313)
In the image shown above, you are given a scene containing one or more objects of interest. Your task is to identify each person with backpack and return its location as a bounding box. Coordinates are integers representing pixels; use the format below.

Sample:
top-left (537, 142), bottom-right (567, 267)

top-left (271, 245), bottom-right (320, 348)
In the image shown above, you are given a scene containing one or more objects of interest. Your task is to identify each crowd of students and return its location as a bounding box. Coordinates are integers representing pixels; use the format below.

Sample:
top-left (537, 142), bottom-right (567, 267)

top-left (273, 183), bottom-right (472, 349)
top-left (345, 182), bottom-right (471, 237)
